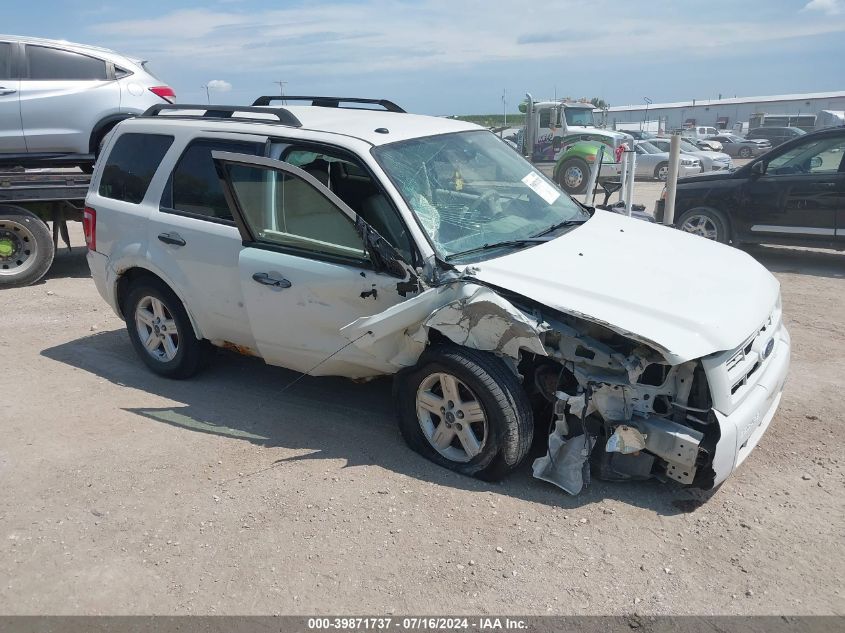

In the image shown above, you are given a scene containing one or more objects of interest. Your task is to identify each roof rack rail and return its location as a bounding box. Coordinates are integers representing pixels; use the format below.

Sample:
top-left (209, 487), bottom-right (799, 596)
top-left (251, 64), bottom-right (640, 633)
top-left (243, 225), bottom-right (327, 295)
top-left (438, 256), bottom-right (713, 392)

top-left (140, 104), bottom-right (302, 128)
top-left (251, 95), bottom-right (406, 113)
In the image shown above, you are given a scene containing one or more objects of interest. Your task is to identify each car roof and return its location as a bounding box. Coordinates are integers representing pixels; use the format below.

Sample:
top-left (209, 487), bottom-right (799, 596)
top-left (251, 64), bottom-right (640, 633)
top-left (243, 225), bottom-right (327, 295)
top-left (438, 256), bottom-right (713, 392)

top-left (130, 105), bottom-right (483, 147)
top-left (0, 34), bottom-right (141, 64)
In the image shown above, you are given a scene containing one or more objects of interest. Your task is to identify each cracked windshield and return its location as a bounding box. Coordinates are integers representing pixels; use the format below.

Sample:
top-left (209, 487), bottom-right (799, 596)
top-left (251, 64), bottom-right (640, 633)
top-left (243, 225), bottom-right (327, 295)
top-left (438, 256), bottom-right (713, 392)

top-left (373, 130), bottom-right (588, 261)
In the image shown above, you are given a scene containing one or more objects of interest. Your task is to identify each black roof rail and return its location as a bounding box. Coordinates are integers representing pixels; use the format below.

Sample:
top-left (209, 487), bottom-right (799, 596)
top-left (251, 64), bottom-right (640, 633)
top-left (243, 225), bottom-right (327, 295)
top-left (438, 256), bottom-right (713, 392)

top-left (251, 95), bottom-right (406, 113)
top-left (139, 104), bottom-right (302, 128)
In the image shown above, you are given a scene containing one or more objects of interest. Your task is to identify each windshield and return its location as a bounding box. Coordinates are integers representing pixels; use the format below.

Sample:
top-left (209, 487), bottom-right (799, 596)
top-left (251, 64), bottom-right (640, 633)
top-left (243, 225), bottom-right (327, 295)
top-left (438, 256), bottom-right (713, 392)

top-left (373, 130), bottom-right (589, 261)
top-left (679, 141), bottom-right (701, 152)
top-left (722, 135), bottom-right (743, 143)
top-left (636, 142), bottom-right (661, 154)
top-left (564, 107), bottom-right (595, 127)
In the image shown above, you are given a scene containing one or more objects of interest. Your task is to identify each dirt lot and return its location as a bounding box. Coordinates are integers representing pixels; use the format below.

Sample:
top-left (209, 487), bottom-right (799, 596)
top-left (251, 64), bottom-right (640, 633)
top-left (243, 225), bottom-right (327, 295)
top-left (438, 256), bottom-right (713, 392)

top-left (2, 209), bottom-right (844, 615)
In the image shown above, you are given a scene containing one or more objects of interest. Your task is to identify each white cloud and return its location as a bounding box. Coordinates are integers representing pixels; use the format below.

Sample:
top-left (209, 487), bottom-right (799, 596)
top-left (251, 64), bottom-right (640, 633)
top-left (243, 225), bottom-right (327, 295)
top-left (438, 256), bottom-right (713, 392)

top-left (206, 79), bottom-right (232, 92)
top-left (89, 1), bottom-right (845, 77)
top-left (804, 0), bottom-right (843, 15)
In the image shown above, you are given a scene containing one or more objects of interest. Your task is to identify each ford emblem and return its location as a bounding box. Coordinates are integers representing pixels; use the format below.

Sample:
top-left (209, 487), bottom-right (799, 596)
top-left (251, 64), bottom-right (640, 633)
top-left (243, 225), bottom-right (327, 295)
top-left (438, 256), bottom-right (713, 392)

top-left (762, 338), bottom-right (775, 359)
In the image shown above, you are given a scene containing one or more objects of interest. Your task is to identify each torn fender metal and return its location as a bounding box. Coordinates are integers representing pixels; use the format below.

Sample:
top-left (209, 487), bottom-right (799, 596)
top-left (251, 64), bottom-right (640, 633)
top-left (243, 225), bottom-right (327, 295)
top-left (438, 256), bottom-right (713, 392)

top-left (339, 282), bottom-right (548, 368)
top-left (532, 424), bottom-right (595, 495)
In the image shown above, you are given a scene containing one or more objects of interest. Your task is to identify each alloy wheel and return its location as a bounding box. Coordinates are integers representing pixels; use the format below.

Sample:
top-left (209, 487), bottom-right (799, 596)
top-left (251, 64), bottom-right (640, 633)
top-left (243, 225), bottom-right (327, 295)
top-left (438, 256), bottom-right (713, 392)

top-left (680, 214), bottom-right (719, 241)
top-left (135, 295), bottom-right (180, 362)
top-left (416, 372), bottom-right (487, 463)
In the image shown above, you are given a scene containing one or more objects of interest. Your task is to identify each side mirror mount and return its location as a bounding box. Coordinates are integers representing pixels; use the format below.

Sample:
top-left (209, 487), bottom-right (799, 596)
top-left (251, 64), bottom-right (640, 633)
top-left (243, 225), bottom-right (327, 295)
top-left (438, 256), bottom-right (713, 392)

top-left (751, 161), bottom-right (766, 177)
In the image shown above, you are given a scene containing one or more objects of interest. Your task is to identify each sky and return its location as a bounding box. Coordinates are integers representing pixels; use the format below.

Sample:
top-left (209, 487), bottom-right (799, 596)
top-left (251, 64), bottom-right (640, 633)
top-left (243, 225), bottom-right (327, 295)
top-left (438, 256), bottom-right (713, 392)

top-left (4, 0), bottom-right (845, 114)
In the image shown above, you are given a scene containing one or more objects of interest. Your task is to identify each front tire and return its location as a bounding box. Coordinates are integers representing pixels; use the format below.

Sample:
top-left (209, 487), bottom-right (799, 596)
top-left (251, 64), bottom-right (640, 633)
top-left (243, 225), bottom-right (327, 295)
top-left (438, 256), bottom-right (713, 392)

top-left (738, 146), bottom-right (752, 158)
top-left (0, 206), bottom-right (54, 287)
top-left (557, 158), bottom-right (590, 195)
top-left (124, 279), bottom-right (204, 379)
top-left (677, 208), bottom-right (730, 243)
top-left (654, 162), bottom-right (669, 181)
top-left (394, 345), bottom-right (533, 481)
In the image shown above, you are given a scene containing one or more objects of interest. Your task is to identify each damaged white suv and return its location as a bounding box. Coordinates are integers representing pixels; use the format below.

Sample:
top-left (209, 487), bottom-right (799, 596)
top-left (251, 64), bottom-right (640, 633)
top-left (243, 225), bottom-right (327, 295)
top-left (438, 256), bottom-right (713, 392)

top-left (85, 97), bottom-right (790, 495)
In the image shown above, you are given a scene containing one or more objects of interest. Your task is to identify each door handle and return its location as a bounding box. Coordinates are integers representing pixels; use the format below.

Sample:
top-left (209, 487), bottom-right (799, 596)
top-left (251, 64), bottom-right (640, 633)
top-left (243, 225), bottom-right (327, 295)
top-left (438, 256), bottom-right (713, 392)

top-left (252, 272), bottom-right (292, 288)
top-left (0, 88), bottom-right (17, 96)
top-left (157, 232), bottom-right (186, 246)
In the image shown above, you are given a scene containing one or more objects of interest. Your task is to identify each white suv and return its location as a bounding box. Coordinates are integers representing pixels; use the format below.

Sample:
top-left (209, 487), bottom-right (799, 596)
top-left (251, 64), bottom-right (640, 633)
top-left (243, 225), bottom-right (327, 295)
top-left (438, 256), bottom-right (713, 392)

top-left (0, 35), bottom-right (174, 169)
top-left (85, 98), bottom-right (790, 496)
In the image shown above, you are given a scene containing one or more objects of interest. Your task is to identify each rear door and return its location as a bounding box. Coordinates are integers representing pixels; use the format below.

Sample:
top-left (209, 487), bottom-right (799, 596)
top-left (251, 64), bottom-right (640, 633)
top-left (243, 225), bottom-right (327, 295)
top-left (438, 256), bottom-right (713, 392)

top-left (741, 134), bottom-right (845, 243)
top-left (0, 41), bottom-right (22, 152)
top-left (213, 152), bottom-right (418, 378)
top-left (148, 134), bottom-right (266, 349)
top-left (19, 44), bottom-right (119, 154)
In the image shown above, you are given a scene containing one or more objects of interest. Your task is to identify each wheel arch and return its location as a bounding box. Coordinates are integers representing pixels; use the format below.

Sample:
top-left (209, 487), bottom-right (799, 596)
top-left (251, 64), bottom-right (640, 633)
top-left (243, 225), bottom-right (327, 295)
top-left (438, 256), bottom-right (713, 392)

top-left (88, 114), bottom-right (132, 155)
top-left (114, 265), bottom-right (204, 340)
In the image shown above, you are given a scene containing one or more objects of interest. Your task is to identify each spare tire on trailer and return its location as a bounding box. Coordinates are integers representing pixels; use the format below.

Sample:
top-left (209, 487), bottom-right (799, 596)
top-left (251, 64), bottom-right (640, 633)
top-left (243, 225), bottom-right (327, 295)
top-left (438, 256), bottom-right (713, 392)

top-left (0, 205), bottom-right (55, 287)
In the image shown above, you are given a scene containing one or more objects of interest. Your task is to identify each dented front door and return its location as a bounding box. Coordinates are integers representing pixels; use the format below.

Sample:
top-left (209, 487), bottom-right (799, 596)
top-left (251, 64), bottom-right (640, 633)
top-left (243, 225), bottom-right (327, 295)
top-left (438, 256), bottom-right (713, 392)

top-left (213, 152), bottom-right (416, 378)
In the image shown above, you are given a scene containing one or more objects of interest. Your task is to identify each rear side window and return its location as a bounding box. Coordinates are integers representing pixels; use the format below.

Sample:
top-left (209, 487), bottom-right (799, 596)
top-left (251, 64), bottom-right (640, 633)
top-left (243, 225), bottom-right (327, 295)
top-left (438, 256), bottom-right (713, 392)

top-left (161, 139), bottom-right (263, 222)
top-left (26, 45), bottom-right (107, 80)
top-left (99, 133), bottom-right (174, 204)
top-left (0, 42), bottom-right (12, 80)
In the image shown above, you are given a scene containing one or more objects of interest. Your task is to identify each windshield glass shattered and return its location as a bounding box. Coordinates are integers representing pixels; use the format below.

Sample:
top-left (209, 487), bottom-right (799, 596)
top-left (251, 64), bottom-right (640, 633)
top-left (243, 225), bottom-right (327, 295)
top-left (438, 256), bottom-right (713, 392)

top-left (373, 131), bottom-right (589, 261)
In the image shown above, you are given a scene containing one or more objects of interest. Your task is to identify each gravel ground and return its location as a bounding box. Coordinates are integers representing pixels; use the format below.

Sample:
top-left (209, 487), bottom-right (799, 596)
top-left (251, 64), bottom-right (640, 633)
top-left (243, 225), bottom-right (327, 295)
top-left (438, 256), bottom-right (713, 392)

top-left (1, 206), bottom-right (843, 615)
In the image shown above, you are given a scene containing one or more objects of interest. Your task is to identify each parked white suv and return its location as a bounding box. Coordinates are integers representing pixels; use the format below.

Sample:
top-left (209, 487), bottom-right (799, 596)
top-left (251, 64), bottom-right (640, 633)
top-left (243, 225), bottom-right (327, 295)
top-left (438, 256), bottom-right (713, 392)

top-left (0, 35), bottom-right (174, 169)
top-left (85, 98), bottom-right (790, 496)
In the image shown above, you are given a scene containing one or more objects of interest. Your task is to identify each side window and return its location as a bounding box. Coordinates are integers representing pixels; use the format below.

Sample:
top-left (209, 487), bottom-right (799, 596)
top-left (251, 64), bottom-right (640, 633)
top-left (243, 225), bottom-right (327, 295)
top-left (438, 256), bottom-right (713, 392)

top-left (539, 110), bottom-right (551, 128)
top-left (224, 163), bottom-right (367, 261)
top-left (283, 148), bottom-right (413, 263)
top-left (767, 137), bottom-right (845, 175)
top-left (99, 133), bottom-right (174, 204)
top-left (0, 42), bottom-right (12, 80)
top-left (161, 139), bottom-right (263, 222)
top-left (26, 45), bottom-right (107, 81)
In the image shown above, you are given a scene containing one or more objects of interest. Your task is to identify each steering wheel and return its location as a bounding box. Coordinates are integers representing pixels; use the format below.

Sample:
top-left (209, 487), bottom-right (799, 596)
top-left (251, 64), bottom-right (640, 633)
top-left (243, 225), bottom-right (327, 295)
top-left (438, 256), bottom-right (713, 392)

top-left (466, 190), bottom-right (501, 223)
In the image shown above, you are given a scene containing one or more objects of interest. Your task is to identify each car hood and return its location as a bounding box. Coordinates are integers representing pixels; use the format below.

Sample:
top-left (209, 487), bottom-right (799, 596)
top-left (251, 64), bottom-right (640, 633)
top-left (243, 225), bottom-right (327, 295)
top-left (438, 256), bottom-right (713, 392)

top-left (696, 150), bottom-right (731, 161)
top-left (469, 210), bottom-right (779, 364)
top-left (743, 139), bottom-right (770, 146)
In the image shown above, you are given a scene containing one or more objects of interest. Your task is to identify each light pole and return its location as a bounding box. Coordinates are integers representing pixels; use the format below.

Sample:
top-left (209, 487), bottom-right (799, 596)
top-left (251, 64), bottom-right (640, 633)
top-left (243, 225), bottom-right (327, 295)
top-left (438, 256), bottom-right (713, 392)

top-left (643, 96), bottom-right (652, 132)
top-left (202, 85), bottom-right (210, 104)
top-left (273, 80), bottom-right (287, 104)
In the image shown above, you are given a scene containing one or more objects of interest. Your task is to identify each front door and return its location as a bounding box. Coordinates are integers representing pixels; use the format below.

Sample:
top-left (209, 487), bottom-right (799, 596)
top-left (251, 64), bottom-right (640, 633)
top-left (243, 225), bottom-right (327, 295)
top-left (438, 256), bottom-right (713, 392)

top-left (214, 152), bottom-right (417, 378)
top-left (740, 134), bottom-right (845, 244)
top-left (0, 41), bottom-right (22, 152)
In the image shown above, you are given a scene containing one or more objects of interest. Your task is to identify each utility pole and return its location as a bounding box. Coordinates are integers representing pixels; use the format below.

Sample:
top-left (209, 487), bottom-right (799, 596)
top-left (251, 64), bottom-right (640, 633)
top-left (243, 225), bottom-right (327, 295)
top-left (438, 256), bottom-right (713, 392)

top-left (202, 84), bottom-right (210, 104)
top-left (502, 89), bottom-right (507, 134)
top-left (643, 96), bottom-right (652, 131)
top-left (273, 81), bottom-right (287, 104)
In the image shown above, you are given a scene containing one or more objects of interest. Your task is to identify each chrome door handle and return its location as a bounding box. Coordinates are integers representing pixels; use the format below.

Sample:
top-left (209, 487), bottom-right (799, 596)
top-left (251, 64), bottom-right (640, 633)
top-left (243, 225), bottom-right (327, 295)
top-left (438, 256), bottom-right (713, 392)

top-left (252, 272), bottom-right (292, 288)
top-left (157, 232), bottom-right (186, 246)
top-left (0, 88), bottom-right (17, 96)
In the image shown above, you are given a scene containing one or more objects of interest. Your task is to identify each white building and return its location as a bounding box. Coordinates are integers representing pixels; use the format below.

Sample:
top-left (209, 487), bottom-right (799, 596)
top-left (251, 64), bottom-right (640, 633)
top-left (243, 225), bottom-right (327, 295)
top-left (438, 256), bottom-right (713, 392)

top-left (604, 91), bottom-right (845, 133)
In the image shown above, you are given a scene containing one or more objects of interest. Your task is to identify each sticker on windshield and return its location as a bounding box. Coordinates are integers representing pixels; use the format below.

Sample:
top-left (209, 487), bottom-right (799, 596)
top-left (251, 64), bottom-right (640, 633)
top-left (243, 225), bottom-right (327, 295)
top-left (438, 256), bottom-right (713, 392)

top-left (521, 171), bottom-right (560, 205)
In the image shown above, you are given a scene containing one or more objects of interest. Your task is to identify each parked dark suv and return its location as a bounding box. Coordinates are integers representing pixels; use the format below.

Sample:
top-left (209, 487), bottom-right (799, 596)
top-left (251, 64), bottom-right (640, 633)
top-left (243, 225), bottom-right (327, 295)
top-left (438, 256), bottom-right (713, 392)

top-left (655, 126), bottom-right (845, 247)
top-left (746, 126), bottom-right (806, 148)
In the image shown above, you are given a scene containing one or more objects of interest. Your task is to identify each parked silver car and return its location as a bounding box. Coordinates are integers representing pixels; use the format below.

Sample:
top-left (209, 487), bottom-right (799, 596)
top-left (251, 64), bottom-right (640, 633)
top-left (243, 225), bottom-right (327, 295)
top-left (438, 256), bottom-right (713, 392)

top-left (0, 35), bottom-right (174, 169)
top-left (633, 141), bottom-right (701, 181)
top-left (709, 134), bottom-right (771, 158)
top-left (648, 138), bottom-right (733, 172)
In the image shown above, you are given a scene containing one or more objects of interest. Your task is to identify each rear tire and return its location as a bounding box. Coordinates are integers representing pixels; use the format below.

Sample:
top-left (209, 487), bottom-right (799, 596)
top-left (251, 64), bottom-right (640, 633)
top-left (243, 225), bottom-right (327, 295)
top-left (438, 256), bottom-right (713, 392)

top-left (738, 147), bottom-right (752, 158)
top-left (0, 206), bottom-right (54, 287)
top-left (556, 158), bottom-right (590, 195)
top-left (654, 162), bottom-right (669, 181)
top-left (394, 345), bottom-right (533, 481)
top-left (124, 279), bottom-right (205, 379)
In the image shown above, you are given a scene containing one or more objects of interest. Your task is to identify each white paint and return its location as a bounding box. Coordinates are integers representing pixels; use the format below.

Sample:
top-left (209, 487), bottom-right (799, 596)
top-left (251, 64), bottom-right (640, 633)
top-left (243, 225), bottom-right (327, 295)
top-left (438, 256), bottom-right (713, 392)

top-left (469, 210), bottom-right (780, 364)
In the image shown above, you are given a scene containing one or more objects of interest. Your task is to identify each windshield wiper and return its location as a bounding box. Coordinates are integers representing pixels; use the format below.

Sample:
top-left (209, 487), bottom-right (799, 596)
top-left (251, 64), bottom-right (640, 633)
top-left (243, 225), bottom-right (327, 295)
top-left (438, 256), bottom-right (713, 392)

top-left (530, 217), bottom-right (589, 238)
top-left (445, 237), bottom-right (549, 261)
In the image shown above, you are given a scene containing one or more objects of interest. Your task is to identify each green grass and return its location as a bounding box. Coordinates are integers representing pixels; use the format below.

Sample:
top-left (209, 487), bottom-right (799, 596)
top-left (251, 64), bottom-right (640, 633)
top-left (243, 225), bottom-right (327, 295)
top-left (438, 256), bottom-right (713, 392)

top-left (450, 114), bottom-right (525, 128)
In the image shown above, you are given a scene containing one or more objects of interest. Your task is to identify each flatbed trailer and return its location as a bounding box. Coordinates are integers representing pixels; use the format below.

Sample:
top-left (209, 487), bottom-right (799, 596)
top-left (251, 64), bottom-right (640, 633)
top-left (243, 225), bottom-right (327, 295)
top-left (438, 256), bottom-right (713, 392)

top-left (0, 169), bottom-right (90, 287)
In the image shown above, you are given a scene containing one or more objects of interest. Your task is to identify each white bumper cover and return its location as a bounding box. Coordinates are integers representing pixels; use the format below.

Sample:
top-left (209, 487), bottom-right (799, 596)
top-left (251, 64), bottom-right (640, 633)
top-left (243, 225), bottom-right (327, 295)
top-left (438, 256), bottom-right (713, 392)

top-left (710, 323), bottom-right (791, 487)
